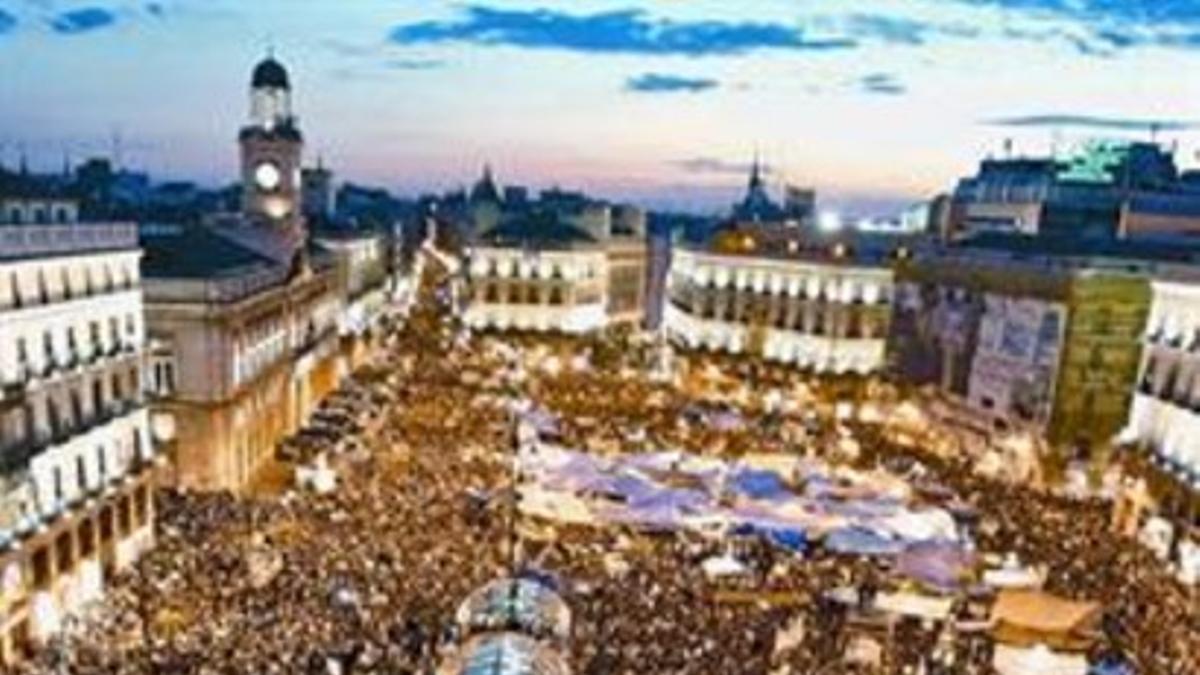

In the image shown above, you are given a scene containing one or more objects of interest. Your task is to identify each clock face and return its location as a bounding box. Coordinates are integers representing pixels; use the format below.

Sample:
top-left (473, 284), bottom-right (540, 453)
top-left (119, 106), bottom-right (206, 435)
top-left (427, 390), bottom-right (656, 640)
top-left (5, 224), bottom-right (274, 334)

top-left (254, 162), bottom-right (281, 191)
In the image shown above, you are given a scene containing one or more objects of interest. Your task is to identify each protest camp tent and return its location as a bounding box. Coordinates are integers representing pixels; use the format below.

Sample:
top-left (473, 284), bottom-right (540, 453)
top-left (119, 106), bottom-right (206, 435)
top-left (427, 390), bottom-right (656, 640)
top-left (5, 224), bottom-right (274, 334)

top-left (729, 469), bottom-right (791, 501)
top-left (992, 644), bottom-right (1088, 675)
top-left (990, 590), bottom-right (1101, 652)
top-left (897, 542), bottom-right (975, 591)
top-left (824, 527), bottom-right (906, 556)
top-left (873, 591), bottom-right (954, 621)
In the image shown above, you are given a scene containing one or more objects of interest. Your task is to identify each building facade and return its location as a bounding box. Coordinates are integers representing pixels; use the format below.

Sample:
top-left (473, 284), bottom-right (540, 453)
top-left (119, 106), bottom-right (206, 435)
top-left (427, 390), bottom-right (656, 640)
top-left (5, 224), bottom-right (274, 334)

top-left (948, 141), bottom-right (1200, 242)
top-left (664, 247), bottom-right (894, 373)
top-left (889, 249), bottom-right (1150, 453)
top-left (0, 199), bottom-right (157, 663)
top-left (141, 55), bottom-right (345, 492)
top-left (458, 170), bottom-right (648, 333)
top-left (1126, 274), bottom-right (1200, 497)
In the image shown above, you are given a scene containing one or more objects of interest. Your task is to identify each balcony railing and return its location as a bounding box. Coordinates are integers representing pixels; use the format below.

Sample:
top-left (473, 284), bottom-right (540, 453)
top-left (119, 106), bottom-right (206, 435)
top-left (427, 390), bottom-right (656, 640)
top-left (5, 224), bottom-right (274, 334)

top-left (0, 223), bottom-right (138, 261)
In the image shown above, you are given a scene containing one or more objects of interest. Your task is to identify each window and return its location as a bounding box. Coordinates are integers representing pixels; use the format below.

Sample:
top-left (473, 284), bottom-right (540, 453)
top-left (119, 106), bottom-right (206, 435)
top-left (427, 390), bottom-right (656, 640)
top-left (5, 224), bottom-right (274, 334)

top-left (42, 331), bottom-right (54, 370)
top-left (33, 207), bottom-right (47, 225)
top-left (36, 270), bottom-right (49, 304)
top-left (55, 207), bottom-right (69, 224)
top-left (111, 373), bottom-right (124, 402)
top-left (92, 379), bottom-right (105, 415)
top-left (97, 446), bottom-right (108, 482)
top-left (10, 272), bottom-right (21, 308)
top-left (125, 314), bottom-right (136, 338)
top-left (15, 337), bottom-right (28, 374)
top-left (69, 390), bottom-right (83, 428)
top-left (7, 207), bottom-right (20, 225)
top-left (109, 317), bottom-right (120, 352)
top-left (89, 321), bottom-right (101, 357)
top-left (61, 268), bottom-right (72, 300)
top-left (52, 467), bottom-right (64, 503)
top-left (47, 399), bottom-right (62, 437)
top-left (76, 455), bottom-right (88, 493)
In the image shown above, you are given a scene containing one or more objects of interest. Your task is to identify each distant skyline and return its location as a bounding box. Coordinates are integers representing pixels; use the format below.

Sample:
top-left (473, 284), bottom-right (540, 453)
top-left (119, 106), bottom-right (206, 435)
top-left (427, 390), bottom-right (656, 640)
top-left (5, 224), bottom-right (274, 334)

top-left (4, 0), bottom-right (1200, 215)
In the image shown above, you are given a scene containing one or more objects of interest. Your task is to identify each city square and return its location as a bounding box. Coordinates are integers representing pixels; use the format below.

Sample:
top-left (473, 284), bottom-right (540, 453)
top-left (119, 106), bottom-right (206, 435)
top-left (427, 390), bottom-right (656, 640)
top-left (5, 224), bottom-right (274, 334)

top-left (3, 2), bottom-right (1200, 673)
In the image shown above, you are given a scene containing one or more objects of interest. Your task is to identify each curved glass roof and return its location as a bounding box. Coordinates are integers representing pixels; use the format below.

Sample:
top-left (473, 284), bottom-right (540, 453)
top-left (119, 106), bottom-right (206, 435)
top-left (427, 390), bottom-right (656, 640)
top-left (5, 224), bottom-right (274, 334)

top-left (456, 578), bottom-right (571, 642)
top-left (443, 633), bottom-right (572, 675)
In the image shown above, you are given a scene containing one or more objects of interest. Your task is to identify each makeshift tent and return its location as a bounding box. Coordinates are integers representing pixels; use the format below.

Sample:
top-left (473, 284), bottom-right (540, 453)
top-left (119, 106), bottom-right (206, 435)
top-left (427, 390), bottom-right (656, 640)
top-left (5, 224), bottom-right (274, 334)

top-left (993, 644), bottom-right (1087, 675)
top-left (824, 527), bottom-right (906, 556)
top-left (990, 590), bottom-right (1100, 652)
top-left (701, 554), bottom-right (748, 578)
top-left (897, 542), bottom-right (975, 590)
top-left (729, 469), bottom-right (790, 501)
top-left (873, 591), bottom-right (954, 621)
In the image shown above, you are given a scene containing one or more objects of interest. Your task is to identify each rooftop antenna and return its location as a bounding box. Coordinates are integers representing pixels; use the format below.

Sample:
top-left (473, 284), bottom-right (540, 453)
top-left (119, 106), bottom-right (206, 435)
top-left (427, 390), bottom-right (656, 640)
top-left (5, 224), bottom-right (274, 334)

top-left (1149, 122), bottom-right (1162, 144)
top-left (1003, 137), bottom-right (1014, 159)
top-left (60, 144), bottom-right (71, 177)
top-left (18, 143), bottom-right (28, 175)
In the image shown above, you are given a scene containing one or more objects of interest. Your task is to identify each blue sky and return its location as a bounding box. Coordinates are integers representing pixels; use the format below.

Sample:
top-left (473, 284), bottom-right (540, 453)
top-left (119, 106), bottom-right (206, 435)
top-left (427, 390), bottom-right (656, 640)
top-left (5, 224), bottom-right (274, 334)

top-left (2, 1), bottom-right (1200, 214)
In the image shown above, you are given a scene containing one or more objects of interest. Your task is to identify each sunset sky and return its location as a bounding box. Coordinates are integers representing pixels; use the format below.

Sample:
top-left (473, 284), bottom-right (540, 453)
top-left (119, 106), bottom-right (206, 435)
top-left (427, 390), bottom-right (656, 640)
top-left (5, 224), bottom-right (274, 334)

top-left (3, 0), bottom-right (1200, 214)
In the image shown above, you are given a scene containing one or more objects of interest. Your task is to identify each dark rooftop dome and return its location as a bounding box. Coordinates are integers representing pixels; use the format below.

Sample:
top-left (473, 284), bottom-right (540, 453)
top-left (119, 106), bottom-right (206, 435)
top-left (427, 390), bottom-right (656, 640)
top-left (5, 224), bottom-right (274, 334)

top-left (252, 56), bottom-right (290, 89)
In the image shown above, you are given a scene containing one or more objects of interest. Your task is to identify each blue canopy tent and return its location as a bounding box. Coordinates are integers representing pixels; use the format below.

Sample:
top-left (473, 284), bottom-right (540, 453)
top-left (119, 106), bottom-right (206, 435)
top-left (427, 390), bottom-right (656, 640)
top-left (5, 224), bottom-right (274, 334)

top-left (729, 469), bottom-right (790, 501)
top-left (824, 527), bottom-right (906, 556)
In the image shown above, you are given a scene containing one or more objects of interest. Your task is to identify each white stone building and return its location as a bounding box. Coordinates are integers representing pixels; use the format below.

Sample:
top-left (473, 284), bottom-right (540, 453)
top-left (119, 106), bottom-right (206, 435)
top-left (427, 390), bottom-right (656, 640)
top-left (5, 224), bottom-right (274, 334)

top-left (0, 199), bottom-right (157, 662)
top-left (664, 248), bottom-right (894, 373)
top-left (466, 247), bottom-right (609, 334)
top-left (1127, 274), bottom-right (1200, 493)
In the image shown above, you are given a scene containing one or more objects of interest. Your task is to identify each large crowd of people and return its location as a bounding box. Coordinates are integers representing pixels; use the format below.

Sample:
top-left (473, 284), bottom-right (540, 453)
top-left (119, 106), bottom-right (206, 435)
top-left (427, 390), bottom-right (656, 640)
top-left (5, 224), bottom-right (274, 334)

top-left (13, 255), bottom-right (1197, 674)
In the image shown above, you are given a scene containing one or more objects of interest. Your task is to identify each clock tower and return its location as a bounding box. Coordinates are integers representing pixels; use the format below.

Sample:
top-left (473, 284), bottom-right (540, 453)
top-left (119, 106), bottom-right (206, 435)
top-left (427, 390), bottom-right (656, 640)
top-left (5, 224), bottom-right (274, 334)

top-left (239, 54), bottom-right (303, 233)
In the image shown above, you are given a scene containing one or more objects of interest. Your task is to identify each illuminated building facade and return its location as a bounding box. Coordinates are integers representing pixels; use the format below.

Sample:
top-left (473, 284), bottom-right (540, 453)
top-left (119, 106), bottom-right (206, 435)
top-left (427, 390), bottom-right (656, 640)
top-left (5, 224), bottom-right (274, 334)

top-left (461, 170), bottom-right (648, 333)
top-left (1126, 273), bottom-right (1200, 496)
top-left (141, 55), bottom-right (345, 492)
top-left (665, 247), bottom-right (894, 373)
top-left (0, 181), bottom-right (158, 662)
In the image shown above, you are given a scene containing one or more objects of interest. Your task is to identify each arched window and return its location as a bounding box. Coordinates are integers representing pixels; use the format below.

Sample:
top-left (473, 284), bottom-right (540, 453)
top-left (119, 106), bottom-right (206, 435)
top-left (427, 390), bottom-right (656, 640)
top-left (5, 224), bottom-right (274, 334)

top-left (60, 267), bottom-right (72, 300)
top-left (55, 207), bottom-right (69, 224)
top-left (33, 207), bottom-right (47, 225)
top-left (549, 286), bottom-right (564, 306)
top-left (7, 207), bottom-right (21, 224)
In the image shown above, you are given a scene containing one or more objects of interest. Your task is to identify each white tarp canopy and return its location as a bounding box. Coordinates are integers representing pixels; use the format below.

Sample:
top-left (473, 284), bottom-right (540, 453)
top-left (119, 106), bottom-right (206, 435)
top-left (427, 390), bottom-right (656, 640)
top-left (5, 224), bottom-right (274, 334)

top-left (701, 553), bottom-right (748, 578)
top-left (873, 591), bottom-right (954, 621)
top-left (993, 644), bottom-right (1087, 675)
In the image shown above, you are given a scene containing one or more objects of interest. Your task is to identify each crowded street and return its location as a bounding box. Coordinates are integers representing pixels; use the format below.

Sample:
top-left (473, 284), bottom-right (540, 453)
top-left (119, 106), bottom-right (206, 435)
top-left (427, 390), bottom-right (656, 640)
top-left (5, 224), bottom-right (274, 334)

top-left (14, 255), bottom-right (1198, 675)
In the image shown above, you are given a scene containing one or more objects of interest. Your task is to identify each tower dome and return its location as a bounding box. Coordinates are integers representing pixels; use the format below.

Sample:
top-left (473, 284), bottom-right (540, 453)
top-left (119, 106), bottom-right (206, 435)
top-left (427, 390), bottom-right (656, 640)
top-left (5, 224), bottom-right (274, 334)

top-left (251, 56), bottom-right (290, 89)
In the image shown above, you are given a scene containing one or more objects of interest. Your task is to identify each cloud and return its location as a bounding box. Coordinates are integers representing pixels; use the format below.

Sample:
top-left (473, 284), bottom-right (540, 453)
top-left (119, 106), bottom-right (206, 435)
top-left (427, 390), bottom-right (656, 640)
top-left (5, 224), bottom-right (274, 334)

top-left (841, 14), bottom-right (979, 46)
top-left (0, 10), bottom-right (16, 34)
top-left (673, 157), bottom-right (770, 176)
top-left (860, 73), bottom-right (905, 95)
top-left (957, 0), bottom-right (1200, 53)
top-left (49, 7), bottom-right (118, 34)
top-left (986, 114), bottom-right (1199, 131)
top-left (385, 58), bottom-right (446, 71)
top-left (626, 73), bottom-right (718, 93)
top-left (389, 6), bottom-right (856, 57)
